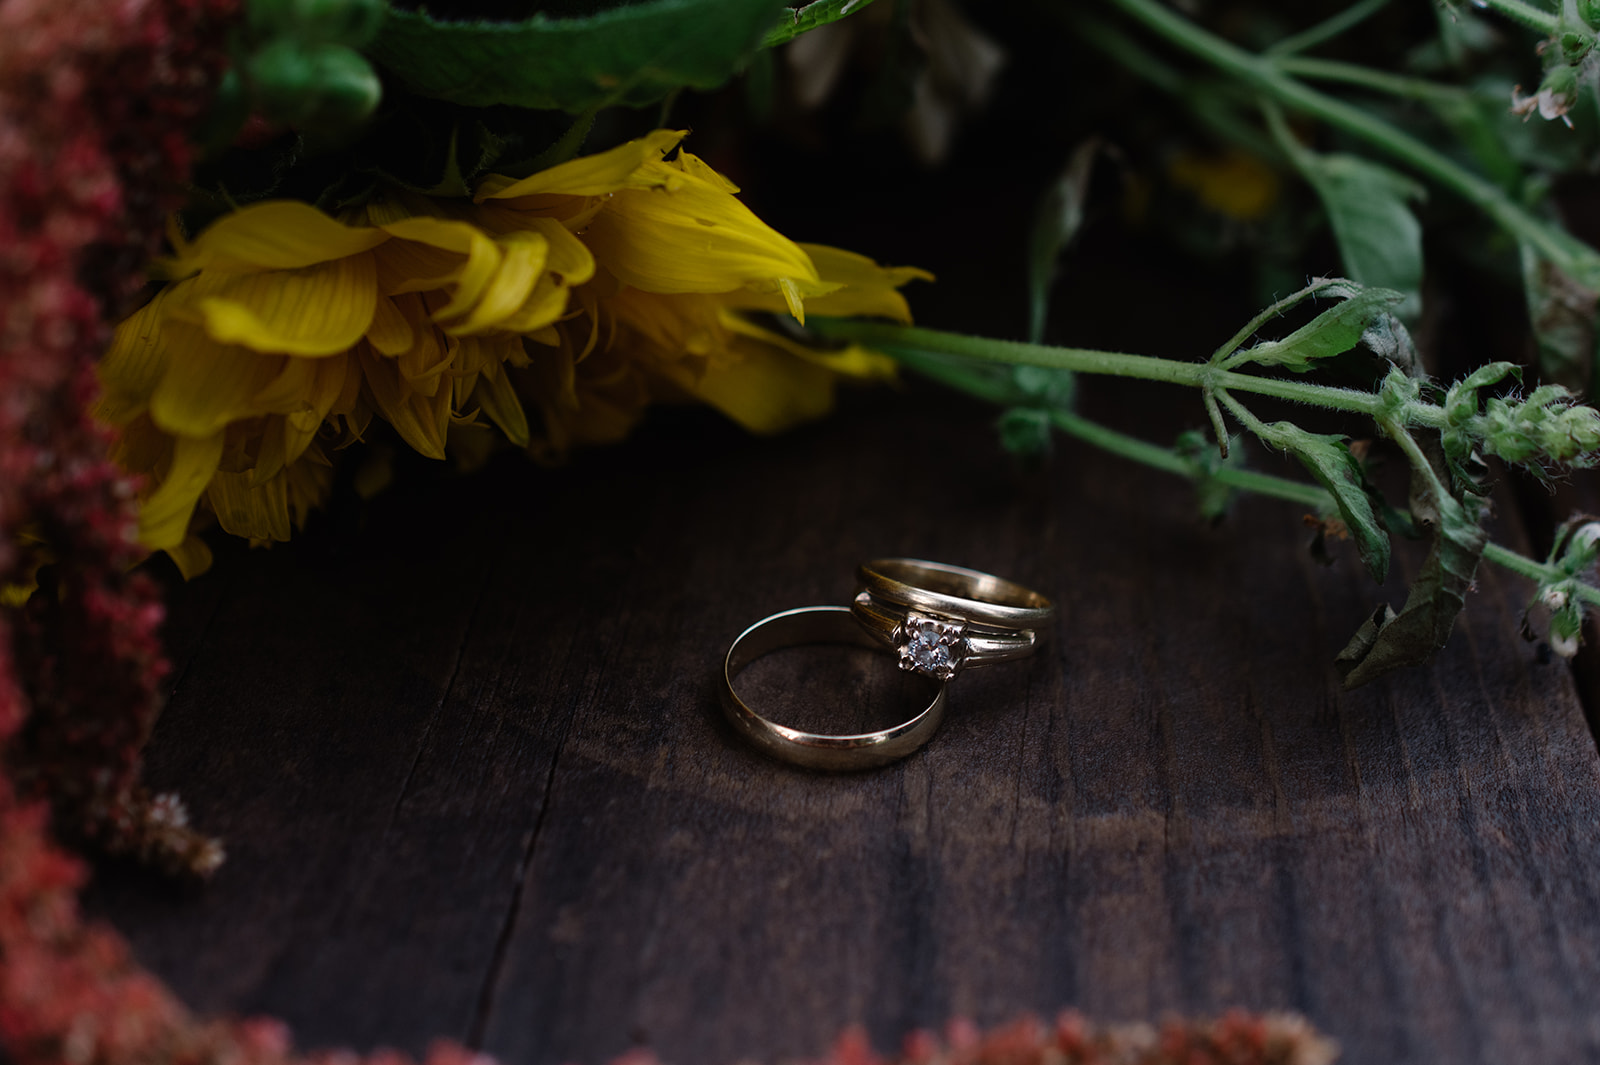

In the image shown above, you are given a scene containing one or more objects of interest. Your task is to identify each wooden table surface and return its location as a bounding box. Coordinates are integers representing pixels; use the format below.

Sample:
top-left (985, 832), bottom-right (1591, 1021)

top-left (83, 370), bottom-right (1600, 1065)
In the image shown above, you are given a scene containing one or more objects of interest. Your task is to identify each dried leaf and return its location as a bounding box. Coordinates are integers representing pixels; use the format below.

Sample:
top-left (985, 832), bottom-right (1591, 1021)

top-left (1336, 448), bottom-right (1488, 689)
top-left (1520, 238), bottom-right (1598, 396)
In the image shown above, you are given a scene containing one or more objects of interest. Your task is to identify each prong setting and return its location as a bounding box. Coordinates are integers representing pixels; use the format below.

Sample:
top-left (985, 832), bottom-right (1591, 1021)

top-left (896, 612), bottom-right (969, 680)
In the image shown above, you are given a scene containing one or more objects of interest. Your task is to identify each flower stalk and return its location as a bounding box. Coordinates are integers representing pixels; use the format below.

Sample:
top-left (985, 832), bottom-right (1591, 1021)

top-left (811, 311), bottom-right (1600, 623)
top-left (1093, 0), bottom-right (1600, 287)
top-left (818, 319), bottom-right (1445, 423)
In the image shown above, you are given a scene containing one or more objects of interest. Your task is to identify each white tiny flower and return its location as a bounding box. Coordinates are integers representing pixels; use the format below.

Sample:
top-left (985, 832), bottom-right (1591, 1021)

top-left (1553, 629), bottom-right (1582, 658)
top-left (1511, 83), bottom-right (1578, 128)
top-left (1578, 522), bottom-right (1600, 551)
top-left (1544, 587), bottom-right (1570, 611)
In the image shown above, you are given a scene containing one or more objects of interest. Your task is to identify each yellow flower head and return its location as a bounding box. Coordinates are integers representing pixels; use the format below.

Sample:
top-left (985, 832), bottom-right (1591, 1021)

top-left (100, 130), bottom-right (930, 574)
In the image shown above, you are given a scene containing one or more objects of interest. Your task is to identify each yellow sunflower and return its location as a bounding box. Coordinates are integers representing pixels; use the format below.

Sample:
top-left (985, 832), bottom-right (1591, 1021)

top-left (99, 130), bottom-right (930, 575)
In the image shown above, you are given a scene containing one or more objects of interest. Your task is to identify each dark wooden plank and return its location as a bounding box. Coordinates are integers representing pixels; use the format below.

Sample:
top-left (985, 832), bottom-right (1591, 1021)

top-left (87, 380), bottom-right (1600, 1065)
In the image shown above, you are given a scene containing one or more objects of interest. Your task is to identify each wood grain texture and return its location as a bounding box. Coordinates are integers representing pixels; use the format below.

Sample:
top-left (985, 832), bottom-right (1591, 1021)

top-left (85, 380), bottom-right (1600, 1065)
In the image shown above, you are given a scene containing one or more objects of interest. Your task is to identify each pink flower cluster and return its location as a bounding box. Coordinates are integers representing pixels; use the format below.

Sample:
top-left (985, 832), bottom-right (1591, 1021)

top-left (0, 0), bottom-right (233, 870)
top-left (821, 1011), bottom-right (1337, 1065)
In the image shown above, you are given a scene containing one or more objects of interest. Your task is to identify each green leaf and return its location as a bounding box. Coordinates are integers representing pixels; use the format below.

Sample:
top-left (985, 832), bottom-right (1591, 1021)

top-left (1027, 138), bottom-right (1100, 344)
top-left (1238, 284), bottom-right (1407, 372)
top-left (1175, 429), bottom-right (1245, 522)
top-left (1270, 422), bottom-right (1391, 583)
top-left (761, 0), bottom-right (881, 47)
top-left (997, 407), bottom-right (1054, 458)
top-left (1520, 238), bottom-right (1598, 396)
top-left (367, 0), bottom-right (788, 112)
top-left (1335, 447), bottom-right (1489, 689)
top-left (1293, 153), bottom-right (1426, 322)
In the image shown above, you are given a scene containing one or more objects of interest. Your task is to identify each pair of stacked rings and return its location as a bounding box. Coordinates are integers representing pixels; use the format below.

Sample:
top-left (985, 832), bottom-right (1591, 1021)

top-left (720, 558), bottom-right (1055, 770)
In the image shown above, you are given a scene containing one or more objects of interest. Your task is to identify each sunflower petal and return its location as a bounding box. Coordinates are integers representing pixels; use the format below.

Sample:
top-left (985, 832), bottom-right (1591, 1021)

top-left (367, 295), bottom-right (416, 355)
top-left (498, 273), bottom-right (570, 335)
top-left (139, 430), bottom-right (224, 549)
top-left (284, 353), bottom-right (350, 465)
top-left (98, 290), bottom-right (174, 425)
top-left (378, 217), bottom-right (503, 322)
top-left (724, 244), bottom-right (931, 323)
top-left (188, 253), bottom-right (378, 356)
top-left (165, 535), bottom-right (215, 579)
top-left (164, 201), bottom-right (388, 275)
top-left (659, 337), bottom-right (838, 434)
top-left (208, 469), bottom-right (292, 542)
top-left (473, 360), bottom-right (530, 447)
top-left (359, 345), bottom-right (448, 459)
top-left (475, 129), bottom-right (684, 202)
top-left (583, 174), bottom-right (824, 298)
top-left (722, 312), bottom-right (897, 379)
top-left (149, 323), bottom-right (291, 437)
top-left (476, 214), bottom-right (596, 286)
top-left (451, 231), bottom-right (548, 335)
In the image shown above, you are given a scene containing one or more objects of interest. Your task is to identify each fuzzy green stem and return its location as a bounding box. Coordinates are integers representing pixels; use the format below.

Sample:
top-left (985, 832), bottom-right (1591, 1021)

top-left (1208, 278), bottom-right (1340, 363)
top-left (1214, 387), bottom-right (1279, 442)
top-left (1272, 55), bottom-right (1469, 102)
top-left (1099, 0), bottom-right (1600, 285)
top-left (1048, 408), bottom-right (1332, 506)
top-left (1059, 402), bottom-right (1600, 604)
top-left (1473, 0), bottom-right (1561, 34)
top-left (1379, 413), bottom-right (1454, 502)
top-left (1068, 11), bottom-right (1285, 160)
top-left (813, 319), bottom-right (1449, 426)
top-left (877, 334), bottom-right (1600, 605)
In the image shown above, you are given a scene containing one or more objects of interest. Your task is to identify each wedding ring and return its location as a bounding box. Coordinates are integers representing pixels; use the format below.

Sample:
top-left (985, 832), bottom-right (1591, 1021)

top-left (856, 558), bottom-right (1056, 632)
top-left (851, 590), bottom-right (1038, 681)
top-left (721, 605), bottom-right (947, 770)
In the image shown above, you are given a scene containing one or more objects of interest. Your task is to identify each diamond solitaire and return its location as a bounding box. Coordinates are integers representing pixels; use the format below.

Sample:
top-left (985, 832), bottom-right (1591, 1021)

top-left (897, 612), bottom-right (969, 680)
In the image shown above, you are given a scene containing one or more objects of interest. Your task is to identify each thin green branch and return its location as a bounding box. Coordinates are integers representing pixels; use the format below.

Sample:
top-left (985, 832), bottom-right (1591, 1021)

top-left (1214, 386), bottom-right (1278, 442)
top-left (1266, 0), bottom-right (1392, 57)
top-left (1272, 55), bottom-right (1469, 103)
top-left (1378, 414), bottom-right (1453, 501)
top-left (842, 321), bottom-right (1600, 608)
top-left (1097, 0), bottom-right (1600, 285)
top-left (1068, 11), bottom-right (1285, 161)
top-left (1472, 0), bottom-right (1561, 34)
top-left (1208, 279), bottom-right (1338, 363)
top-left (952, 369), bottom-right (1600, 606)
top-left (1047, 408), bottom-right (1331, 506)
top-left (813, 319), bottom-right (1449, 426)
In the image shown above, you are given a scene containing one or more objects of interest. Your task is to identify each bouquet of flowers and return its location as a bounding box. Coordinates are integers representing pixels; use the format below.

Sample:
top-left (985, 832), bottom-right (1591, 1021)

top-left (7, 0), bottom-right (1600, 1061)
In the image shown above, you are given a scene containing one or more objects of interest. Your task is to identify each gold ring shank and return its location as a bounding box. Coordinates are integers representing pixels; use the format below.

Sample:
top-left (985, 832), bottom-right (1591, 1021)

top-left (857, 557), bottom-right (1056, 632)
top-left (721, 606), bottom-right (947, 771)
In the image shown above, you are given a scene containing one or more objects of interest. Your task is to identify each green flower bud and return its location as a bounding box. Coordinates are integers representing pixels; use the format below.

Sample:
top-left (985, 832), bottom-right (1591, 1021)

top-left (1549, 601), bottom-right (1584, 658)
top-left (248, 40), bottom-right (381, 130)
top-left (303, 42), bottom-right (382, 126)
top-left (1579, 0), bottom-right (1600, 29)
top-left (1378, 367), bottom-right (1420, 417)
top-left (1561, 30), bottom-right (1593, 62)
top-left (1542, 63), bottom-right (1581, 112)
top-left (248, 39), bottom-right (318, 122)
top-left (997, 407), bottom-right (1054, 459)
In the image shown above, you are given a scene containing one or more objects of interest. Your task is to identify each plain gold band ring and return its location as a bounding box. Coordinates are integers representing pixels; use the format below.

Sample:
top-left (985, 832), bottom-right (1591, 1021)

top-left (721, 605), bottom-right (947, 771)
